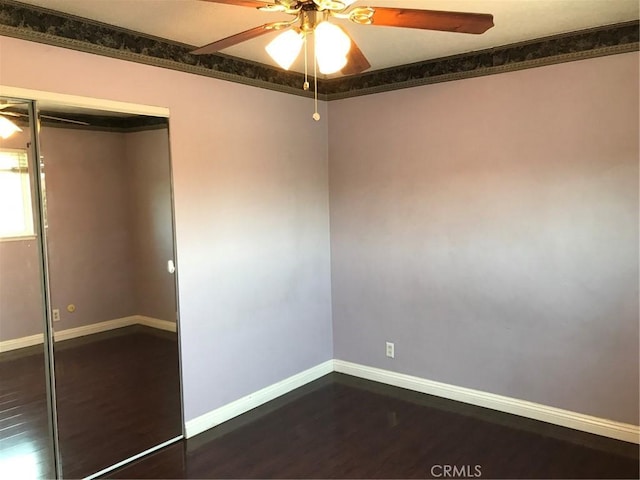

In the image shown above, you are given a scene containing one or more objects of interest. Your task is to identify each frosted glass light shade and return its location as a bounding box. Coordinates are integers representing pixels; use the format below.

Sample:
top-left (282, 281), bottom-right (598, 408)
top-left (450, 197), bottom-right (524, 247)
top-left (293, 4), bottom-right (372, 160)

top-left (315, 21), bottom-right (350, 57)
top-left (316, 54), bottom-right (347, 75)
top-left (265, 30), bottom-right (304, 70)
top-left (0, 116), bottom-right (22, 139)
top-left (314, 21), bottom-right (351, 74)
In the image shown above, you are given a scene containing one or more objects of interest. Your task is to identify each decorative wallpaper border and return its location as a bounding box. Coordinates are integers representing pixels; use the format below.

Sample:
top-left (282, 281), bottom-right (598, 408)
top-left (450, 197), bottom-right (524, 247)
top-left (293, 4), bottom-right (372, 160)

top-left (323, 21), bottom-right (639, 100)
top-left (0, 0), bottom-right (308, 96)
top-left (0, 0), bottom-right (637, 100)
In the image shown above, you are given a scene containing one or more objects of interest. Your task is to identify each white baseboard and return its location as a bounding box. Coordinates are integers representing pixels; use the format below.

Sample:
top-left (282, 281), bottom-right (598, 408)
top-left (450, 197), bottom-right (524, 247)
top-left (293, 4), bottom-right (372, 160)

top-left (185, 360), bottom-right (334, 438)
top-left (333, 359), bottom-right (640, 444)
top-left (0, 315), bottom-right (177, 351)
top-left (3, 326), bottom-right (636, 446)
top-left (0, 333), bottom-right (44, 353)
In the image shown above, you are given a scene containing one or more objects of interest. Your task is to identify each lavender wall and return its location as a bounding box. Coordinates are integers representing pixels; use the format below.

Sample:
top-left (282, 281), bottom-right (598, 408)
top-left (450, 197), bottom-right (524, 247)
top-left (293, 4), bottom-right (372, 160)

top-left (125, 128), bottom-right (176, 322)
top-left (6, 34), bottom-right (631, 431)
top-left (0, 36), bottom-right (333, 422)
top-left (328, 52), bottom-right (639, 425)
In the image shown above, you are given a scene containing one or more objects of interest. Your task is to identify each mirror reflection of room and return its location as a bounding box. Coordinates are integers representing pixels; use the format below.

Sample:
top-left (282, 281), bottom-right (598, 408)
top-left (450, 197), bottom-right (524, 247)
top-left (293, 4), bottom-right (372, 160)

top-left (0, 99), bottom-right (183, 480)
top-left (0, 99), bottom-right (56, 480)
top-left (41, 108), bottom-right (182, 478)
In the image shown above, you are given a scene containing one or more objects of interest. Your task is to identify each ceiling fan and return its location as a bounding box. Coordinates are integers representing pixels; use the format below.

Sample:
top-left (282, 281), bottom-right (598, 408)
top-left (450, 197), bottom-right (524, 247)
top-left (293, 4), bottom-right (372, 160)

top-left (0, 102), bottom-right (90, 128)
top-left (0, 107), bottom-right (90, 138)
top-left (191, 0), bottom-right (495, 76)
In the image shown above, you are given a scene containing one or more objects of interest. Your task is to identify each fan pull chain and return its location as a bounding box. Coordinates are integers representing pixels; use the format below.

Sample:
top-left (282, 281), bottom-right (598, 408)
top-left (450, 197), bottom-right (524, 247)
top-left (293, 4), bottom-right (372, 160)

top-left (303, 33), bottom-right (309, 91)
top-left (312, 33), bottom-right (320, 121)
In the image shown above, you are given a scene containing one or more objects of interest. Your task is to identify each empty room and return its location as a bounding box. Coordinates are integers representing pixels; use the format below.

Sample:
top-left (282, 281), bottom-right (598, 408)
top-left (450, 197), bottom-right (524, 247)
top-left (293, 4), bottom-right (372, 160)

top-left (0, 1), bottom-right (638, 479)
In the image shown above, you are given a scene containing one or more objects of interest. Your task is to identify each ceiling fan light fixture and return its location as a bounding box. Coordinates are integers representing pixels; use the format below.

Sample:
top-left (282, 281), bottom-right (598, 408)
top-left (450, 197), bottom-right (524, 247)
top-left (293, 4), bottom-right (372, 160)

top-left (314, 0), bottom-right (355, 10)
top-left (314, 21), bottom-right (351, 74)
top-left (314, 21), bottom-right (350, 55)
top-left (0, 115), bottom-right (22, 139)
top-left (265, 29), bottom-right (304, 70)
top-left (316, 53), bottom-right (348, 75)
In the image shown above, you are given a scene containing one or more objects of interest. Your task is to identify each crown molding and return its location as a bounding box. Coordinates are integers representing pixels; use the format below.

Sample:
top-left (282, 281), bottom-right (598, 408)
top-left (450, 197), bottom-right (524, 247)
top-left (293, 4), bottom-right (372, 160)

top-left (0, 0), bottom-right (637, 100)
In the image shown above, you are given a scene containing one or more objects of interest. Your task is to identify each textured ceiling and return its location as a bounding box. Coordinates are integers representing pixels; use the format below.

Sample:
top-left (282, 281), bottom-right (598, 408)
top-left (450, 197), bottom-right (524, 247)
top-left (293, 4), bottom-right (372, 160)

top-left (13, 0), bottom-right (640, 75)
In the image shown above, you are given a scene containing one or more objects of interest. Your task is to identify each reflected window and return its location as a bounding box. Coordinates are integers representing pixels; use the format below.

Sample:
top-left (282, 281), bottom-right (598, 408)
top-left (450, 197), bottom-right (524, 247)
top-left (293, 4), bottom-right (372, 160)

top-left (0, 148), bottom-right (34, 238)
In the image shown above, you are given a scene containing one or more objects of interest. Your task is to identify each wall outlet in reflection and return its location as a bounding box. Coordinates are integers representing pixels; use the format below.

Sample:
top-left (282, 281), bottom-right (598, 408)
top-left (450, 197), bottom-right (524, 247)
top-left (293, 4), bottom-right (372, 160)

top-left (53, 309), bottom-right (61, 322)
top-left (386, 342), bottom-right (395, 358)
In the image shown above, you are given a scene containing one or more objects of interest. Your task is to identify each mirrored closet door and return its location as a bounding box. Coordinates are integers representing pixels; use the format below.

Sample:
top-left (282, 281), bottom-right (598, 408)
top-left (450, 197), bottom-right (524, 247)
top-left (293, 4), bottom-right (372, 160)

top-left (0, 95), bottom-right (184, 479)
top-left (0, 98), bottom-right (56, 480)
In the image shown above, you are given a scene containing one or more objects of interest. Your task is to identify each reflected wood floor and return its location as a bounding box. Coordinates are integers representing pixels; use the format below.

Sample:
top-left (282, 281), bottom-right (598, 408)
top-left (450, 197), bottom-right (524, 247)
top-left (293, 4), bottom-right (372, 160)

top-left (0, 325), bottom-right (182, 479)
top-left (110, 373), bottom-right (639, 479)
top-left (0, 344), bottom-right (55, 479)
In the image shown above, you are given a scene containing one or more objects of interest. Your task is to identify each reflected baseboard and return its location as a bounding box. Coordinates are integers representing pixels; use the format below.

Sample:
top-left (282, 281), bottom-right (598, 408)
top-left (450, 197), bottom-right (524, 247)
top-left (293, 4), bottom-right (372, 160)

top-left (0, 332), bottom-right (45, 352)
top-left (54, 315), bottom-right (140, 342)
top-left (54, 315), bottom-right (177, 342)
top-left (136, 315), bottom-right (177, 332)
top-left (0, 315), bottom-right (177, 352)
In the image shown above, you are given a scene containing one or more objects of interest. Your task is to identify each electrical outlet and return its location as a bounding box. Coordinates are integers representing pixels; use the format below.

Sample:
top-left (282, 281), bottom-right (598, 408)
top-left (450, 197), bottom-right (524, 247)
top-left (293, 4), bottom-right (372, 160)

top-left (53, 309), bottom-right (60, 322)
top-left (386, 342), bottom-right (395, 358)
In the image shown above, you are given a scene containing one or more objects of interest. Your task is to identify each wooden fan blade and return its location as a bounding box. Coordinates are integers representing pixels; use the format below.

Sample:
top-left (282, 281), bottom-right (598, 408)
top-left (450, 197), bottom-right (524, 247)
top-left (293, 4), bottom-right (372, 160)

top-left (198, 0), bottom-right (271, 8)
top-left (369, 8), bottom-right (494, 34)
top-left (2, 110), bottom-right (90, 125)
top-left (41, 115), bottom-right (90, 126)
top-left (191, 23), bottom-right (284, 54)
top-left (340, 29), bottom-right (371, 75)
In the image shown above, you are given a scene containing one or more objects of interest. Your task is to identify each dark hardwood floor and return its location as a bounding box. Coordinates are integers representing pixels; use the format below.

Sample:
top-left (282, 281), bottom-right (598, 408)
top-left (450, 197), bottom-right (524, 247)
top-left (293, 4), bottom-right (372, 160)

top-left (109, 373), bottom-right (639, 479)
top-left (3, 335), bottom-right (638, 479)
top-left (0, 325), bottom-right (182, 479)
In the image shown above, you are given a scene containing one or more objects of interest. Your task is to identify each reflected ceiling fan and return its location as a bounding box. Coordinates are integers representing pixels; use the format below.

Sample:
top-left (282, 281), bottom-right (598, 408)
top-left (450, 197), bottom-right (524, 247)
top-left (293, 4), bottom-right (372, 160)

top-left (192, 0), bottom-right (495, 76)
top-left (1, 105), bottom-right (90, 138)
top-left (0, 101), bottom-right (90, 128)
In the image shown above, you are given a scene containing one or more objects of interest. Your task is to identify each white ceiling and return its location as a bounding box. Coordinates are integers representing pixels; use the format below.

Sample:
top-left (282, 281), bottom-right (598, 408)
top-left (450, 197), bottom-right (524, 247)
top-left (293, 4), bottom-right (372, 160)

top-left (16, 0), bottom-right (640, 75)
